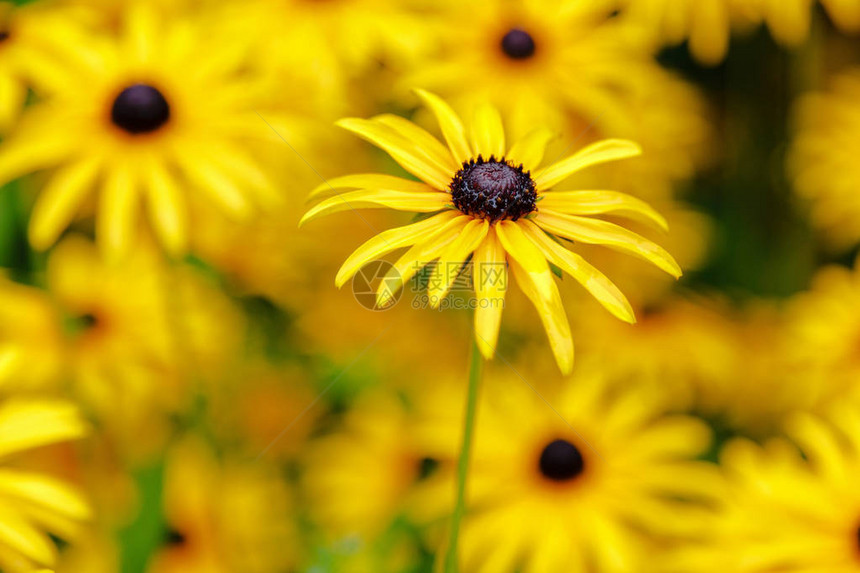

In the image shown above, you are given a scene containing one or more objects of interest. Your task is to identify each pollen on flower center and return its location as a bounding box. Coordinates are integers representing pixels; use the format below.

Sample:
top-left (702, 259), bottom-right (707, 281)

top-left (111, 84), bottom-right (171, 134)
top-left (450, 156), bottom-right (536, 222)
top-left (501, 28), bottom-right (536, 59)
top-left (538, 439), bottom-right (585, 481)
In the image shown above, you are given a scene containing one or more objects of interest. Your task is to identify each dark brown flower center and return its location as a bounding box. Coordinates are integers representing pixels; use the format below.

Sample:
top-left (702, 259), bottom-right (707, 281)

top-left (450, 156), bottom-right (536, 222)
top-left (0, 31), bottom-right (9, 43)
top-left (111, 84), bottom-right (170, 134)
top-left (501, 28), bottom-right (536, 59)
top-left (538, 439), bottom-right (585, 481)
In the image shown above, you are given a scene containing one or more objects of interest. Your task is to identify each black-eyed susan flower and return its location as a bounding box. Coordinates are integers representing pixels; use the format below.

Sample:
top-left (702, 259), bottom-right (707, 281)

top-left (417, 368), bottom-right (720, 573)
top-left (789, 69), bottom-right (860, 250)
top-left (670, 406), bottom-right (860, 572)
top-left (302, 91), bottom-right (680, 373)
top-left (0, 399), bottom-right (90, 571)
top-left (616, 0), bottom-right (760, 65)
top-left (0, 5), bottom-right (288, 259)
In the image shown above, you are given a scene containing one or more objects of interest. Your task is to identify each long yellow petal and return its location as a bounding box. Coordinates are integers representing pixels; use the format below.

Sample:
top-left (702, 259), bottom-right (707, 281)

top-left (539, 190), bottom-right (668, 231)
top-left (472, 227), bottom-right (507, 359)
top-left (0, 471), bottom-right (91, 522)
top-left (145, 160), bottom-right (187, 256)
top-left (497, 221), bottom-right (573, 373)
top-left (335, 211), bottom-right (460, 288)
top-left (301, 189), bottom-right (451, 226)
top-left (415, 89), bottom-right (473, 164)
top-left (197, 140), bottom-right (279, 207)
top-left (0, 400), bottom-right (87, 460)
top-left (470, 103), bottom-right (505, 159)
top-left (0, 507), bottom-right (55, 566)
top-left (426, 219), bottom-right (489, 307)
top-left (0, 122), bottom-right (75, 185)
top-left (507, 127), bottom-right (554, 173)
top-left (28, 157), bottom-right (101, 251)
top-left (96, 163), bottom-right (138, 262)
top-left (376, 216), bottom-right (469, 307)
top-left (375, 114), bottom-right (457, 172)
top-left (520, 220), bottom-right (635, 324)
top-left (535, 139), bottom-right (642, 190)
top-left (535, 210), bottom-right (682, 278)
top-left (308, 174), bottom-right (433, 202)
top-left (337, 118), bottom-right (452, 190)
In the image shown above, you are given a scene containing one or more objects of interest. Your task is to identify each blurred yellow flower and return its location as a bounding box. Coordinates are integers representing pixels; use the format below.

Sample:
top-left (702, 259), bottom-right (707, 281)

top-left (419, 369), bottom-right (719, 573)
top-left (46, 234), bottom-right (245, 461)
top-left (0, 5), bottom-right (287, 259)
top-left (616, 0), bottom-right (760, 65)
top-left (0, 399), bottom-right (90, 572)
top-left (148, 437), bottom-right (300, 573)
top-left (789, 68), bottom-right (860, 250)
top-left (0, 2), bottom-right (74, 133)
top-left (0, 277), bottom-right (64, 391)
top-left (303, 91), bottom-right (680, 373)
top-left (671, 406), bottom-right (860, 571)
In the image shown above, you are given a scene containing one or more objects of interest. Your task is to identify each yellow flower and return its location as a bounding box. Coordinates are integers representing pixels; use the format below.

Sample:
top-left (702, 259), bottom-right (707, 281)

top-left (789, 68), bottom-right (860, 250)
top-left (419, 368), bottom-right (719, 573)
top-left (671, 406), bottom-right (860, 572)
top-left (0, 4), bottom-right (286, 260)
top-left (302, 91), bottom-right (680, 373)
top-left (0, 399), bottom-right (90, 572)
top-left (616, 0), bottom-right (760, 65)
top-left (0, 276), bottom-right (64, 391)
top-left (781, 262), bottom-right (860, 407)
top-left (0, 2), bottom-right (75, 132)
top-left (148, 437), bottom-right (300, 573)
top-left (760, 0), bottom-right (860, 45)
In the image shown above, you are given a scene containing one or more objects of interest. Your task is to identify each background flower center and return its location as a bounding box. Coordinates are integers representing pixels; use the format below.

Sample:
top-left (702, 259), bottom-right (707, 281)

top-left (111, 84), bottom-right (171, 134)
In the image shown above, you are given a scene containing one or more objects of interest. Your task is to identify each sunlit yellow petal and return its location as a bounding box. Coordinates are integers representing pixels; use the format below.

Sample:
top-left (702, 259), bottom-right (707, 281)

top-left (535, 210), bottom-right (682, 278)
top-left (415, 89), bottom-right (472, 164)
top-left (427, 219), bottom-right (489, 307)
top-left (0, 401), bottom-right (87, 460)
top-left (539, 190), bottom-right (668, 231)
top-left (335, 211), bottom-right (460, 288)
top-left (145, 160), bottom-right (187, 256)
top-left (507, 127), bottom-right (554, 173)
top-left (96, 163), bottom-right (138, 262)
top-left (0, 507), bottom-right (55, 566)
top-left (472, 227), bottom-right (507, 359)
top-left (497, 221), bottom-right (573, 373)
top-left (177, 155), bottom-right (253, 220)
top-left (337, 118), bottom-right (452, 189)
top-left (0, 471), bottom-right (91, 522)
top-left (520, 220), bottom-right (635, 324)
top-left (470, 103), bottom-right (505, 159)
top-left (535, 140), bottom-right (642, 190)
top-left (301, 190), bottom-right (450, 226)
top-left (375, 114), bottom-right (457, 172)
top-left (308, 174), bottom-right (433, 202)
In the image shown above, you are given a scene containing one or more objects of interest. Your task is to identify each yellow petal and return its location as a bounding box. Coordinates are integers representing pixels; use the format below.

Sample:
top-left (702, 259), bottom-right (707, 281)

top-left (472, 227), bottom-right (507, 359)
top-left (0, 507), bottom-right (55, 566)
top-left (0, 400), bottom-right (87, 460)
top-left (335, 211), bottom-right (460, 288)
top-left (375, 114), bottom-right (457, 172)
top-left (520, 220), bottom-right (635, 324)
top-left (198, 140), bottom-right (279, 207)
top-left (507, 127), bottom-right (554, 173)
top-left (0, 471), bottom-right (91, 522)
top-left (301, 189), bottom-right (451, 226)
top-left (426, 219), bottom-right (489, 307)
top-left (414, 89), bottom-right (472, 164)
top-left (96, 163), bottom-right (138, 262)
top-left (145, 160), bottom-right (187, 256)
top-left (337, 118), bottom-right (452, 189)
top-left (470, 103), bottom-right (505, 159)
top-left (689, 0), bottom-right (730, 65)
top-left (28, 157), bottom-right (101, 251)
top-left (535, 139), bottom-right (642, 190)
top-left (538, 190), bottom-right (668, 231)
top-left (376, 216), bottom-right (469, 308)
top-left (177, 154), bottom-right (252, 219)
top-left (497, 221), bottom-right (573, 374)
top-left (308, 174), bottom-right (433, 202)
top-left (0, 119), bottom-right (75, 184)
top-left (535, 210), bottom-right (682, 278)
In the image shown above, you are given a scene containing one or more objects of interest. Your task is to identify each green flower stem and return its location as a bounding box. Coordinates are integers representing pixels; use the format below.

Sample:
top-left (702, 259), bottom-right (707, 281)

top-left (444, 337), bottom-right (484, 573)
